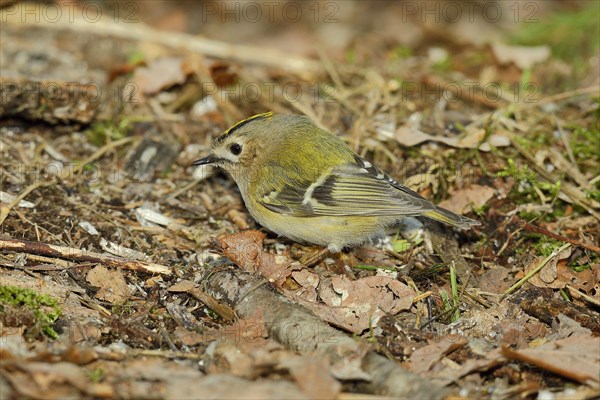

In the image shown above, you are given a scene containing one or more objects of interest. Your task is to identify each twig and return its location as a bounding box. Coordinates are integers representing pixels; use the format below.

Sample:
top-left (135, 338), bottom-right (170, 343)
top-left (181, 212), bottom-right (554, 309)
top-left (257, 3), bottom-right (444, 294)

top-left (0, 238), bottom-right (171, 275)
top-left (503, 243), bottom-right (571, 296)
top-left (516, 217), bottom-right (600, 253)
top-left (3, 9), bottom-right (321, 75)
top-left (188, 286), bottom-right (235, 322)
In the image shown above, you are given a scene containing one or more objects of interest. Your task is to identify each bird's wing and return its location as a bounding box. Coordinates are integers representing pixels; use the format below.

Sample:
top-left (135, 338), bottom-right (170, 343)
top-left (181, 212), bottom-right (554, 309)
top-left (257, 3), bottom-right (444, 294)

top-left (260, 155), bottom-right (435, 217)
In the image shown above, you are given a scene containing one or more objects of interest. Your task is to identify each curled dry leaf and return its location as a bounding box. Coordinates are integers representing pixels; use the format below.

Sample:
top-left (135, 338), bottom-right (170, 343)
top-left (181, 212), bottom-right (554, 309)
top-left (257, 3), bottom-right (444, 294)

top-left (525, 246), bottom-right (587, 290)
top-left (218, 231), bottom-right (297, 286)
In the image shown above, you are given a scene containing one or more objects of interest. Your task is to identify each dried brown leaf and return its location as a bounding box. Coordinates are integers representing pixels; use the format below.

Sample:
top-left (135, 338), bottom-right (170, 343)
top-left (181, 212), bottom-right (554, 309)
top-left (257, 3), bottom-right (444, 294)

top-left (294, 275), bottom-right (415, 333)
top-left (407, 335), bottom-right (468, 374)
top-left (133, 57), bottom-right (188, 95)
top-left (86, 265), bottom-right (130, 304)
top-left (437, 184), bottom-right (495, 215)
top-left (218, 231), bottom-right (296, 286)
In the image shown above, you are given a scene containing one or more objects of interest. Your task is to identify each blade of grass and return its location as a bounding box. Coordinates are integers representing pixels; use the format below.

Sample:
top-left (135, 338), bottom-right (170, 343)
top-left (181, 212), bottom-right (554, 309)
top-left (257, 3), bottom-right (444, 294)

top-left (450, 262), bottom-right (460, 322)
top-left (503, 243), bottom-right (571, 296)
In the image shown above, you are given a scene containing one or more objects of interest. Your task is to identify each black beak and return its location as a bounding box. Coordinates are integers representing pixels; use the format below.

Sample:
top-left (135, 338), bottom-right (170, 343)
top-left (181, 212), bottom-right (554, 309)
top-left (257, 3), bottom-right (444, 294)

top-left (192, 154), bottom-right (220, 166)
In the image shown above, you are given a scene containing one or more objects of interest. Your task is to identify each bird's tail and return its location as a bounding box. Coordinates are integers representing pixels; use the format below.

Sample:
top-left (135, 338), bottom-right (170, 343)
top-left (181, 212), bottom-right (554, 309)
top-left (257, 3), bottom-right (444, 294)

top-left (423, 207), bottom-right (480, 229)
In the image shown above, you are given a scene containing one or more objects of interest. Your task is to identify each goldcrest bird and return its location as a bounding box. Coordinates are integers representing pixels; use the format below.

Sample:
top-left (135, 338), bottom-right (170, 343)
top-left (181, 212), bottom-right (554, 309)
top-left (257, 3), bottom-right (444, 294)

top-left (193, 112), bottom-right (479, 253)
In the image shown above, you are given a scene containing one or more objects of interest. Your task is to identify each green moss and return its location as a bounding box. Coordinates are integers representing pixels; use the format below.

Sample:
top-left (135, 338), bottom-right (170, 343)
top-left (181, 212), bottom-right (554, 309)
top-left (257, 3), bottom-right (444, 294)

top-left (87, 368), bottom-right (105, 383)
top-left (345, 48), bottom-right (356, 65)
top-left (392, 239), bottom-right (411, 253)
top-left (432, 55), bottom-right (452, 72)
top-left (531, 237), bottom-right (564, 257)
top-left (127, 50), bottom-right (145, 65)
top-left (0, 286), bottom-right (62, 339)
top-left (390, 45), bottom-right (413, 60)
top-left (111, 301), bottom-right (136, 317)
top-left (570, 125), bottom-right (599, 162)
top-left (496, 158), bottom-right (536, 182)
top-left (510, 3), bottom-right (600, 62)
top-left (86, 119), bottom-right (131, 146)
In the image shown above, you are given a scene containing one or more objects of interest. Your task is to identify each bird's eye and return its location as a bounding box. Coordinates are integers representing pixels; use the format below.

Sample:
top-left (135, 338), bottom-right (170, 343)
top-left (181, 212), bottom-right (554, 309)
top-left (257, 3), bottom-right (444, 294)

top-left (229, 143), bottom-right (242, 155)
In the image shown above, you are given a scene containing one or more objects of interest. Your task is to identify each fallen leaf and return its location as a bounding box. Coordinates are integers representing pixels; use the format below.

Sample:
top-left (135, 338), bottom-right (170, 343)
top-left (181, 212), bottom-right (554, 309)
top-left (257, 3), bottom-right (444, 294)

top-left (526, 246), bottom-right (574, 289)
top-left (294, 275), bottom-right (415, 333)
top-left (86, 265), bottom-right (130, 304)
top-left (168, 279), bottom-right (196, 292)
top-left (478, 265), bottom-right (512, 294)
top-left (291, 270), bottom-right (320, 302)
top-left (173, 326), bottom-right (207, 346)
top-left (395, 119), bottom-right (510, 151)
top-left (438, 184), bottom-right (495, 214)
top-left (491, 43), bottom-right (551, 70)
top-left (282, 357), bottom-right (341, 400)
top-left (407, 335), bottom-right (468, 374)
top-left (1, 361), bottom-right (113, 399)
top-left (432, 348), bottom-right (506, 386)
top-left (133, 57), bottom-right (188, 95)
top-left (218, 231), bottom-right (297, 286)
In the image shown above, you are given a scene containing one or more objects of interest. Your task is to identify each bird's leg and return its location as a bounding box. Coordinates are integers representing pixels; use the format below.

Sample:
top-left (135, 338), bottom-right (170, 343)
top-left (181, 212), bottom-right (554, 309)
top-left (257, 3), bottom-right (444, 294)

top-left (299, 247), bottom-right (330, 267)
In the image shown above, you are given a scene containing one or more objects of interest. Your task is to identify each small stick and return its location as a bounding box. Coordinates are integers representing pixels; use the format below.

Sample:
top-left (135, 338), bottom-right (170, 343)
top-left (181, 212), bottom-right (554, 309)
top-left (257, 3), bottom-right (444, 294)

top-left (503, 243), bottom-right (571, 296)
top-left (517, 217), bottom-right (600, 253)
top-left (189, 286), bottom-right (235, 322)
top-left (0, 238), bottom-right (171, 275)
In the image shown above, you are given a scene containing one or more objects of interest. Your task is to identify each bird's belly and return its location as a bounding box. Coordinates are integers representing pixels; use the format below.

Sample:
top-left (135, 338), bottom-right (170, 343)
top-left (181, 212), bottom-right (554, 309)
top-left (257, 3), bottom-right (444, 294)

top-left (247, 202), bottom-right (384, 249)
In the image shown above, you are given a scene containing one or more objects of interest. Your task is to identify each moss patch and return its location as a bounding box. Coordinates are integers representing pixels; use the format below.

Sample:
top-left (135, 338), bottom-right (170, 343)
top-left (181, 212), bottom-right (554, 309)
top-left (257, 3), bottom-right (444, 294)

top-left (0, 286), bottom-right (62, 339)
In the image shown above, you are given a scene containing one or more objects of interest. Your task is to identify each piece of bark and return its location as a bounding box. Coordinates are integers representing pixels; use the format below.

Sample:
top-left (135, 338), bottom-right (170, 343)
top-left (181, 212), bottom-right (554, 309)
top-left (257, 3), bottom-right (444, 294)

top-left (510, 287), bottom-right (600, 336)
top-left (197, 265), bottom-right (446, 399)
top-left (0, 77), bottom-right (101, 124)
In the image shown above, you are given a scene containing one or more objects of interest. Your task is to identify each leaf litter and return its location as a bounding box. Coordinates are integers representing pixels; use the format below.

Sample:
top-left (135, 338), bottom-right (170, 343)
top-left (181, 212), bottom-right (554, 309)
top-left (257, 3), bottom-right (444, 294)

top-left (1, 2), bottom-right (599, 399)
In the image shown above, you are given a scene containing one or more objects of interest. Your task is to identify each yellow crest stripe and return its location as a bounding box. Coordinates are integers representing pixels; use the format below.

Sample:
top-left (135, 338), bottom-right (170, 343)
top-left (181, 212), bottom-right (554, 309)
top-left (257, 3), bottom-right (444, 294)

top-left (218, 112), bottom-right (274, 141)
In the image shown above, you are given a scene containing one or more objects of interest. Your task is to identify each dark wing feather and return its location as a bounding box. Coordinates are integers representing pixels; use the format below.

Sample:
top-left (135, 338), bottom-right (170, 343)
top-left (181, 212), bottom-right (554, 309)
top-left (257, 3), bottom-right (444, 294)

top-left (260, 155), bottom-right (435, 217)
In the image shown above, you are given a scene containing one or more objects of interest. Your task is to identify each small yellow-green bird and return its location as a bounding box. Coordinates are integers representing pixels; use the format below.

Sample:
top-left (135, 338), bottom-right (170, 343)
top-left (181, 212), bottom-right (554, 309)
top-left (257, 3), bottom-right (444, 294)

top-left (193, 112), bottom-right (479, 253)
